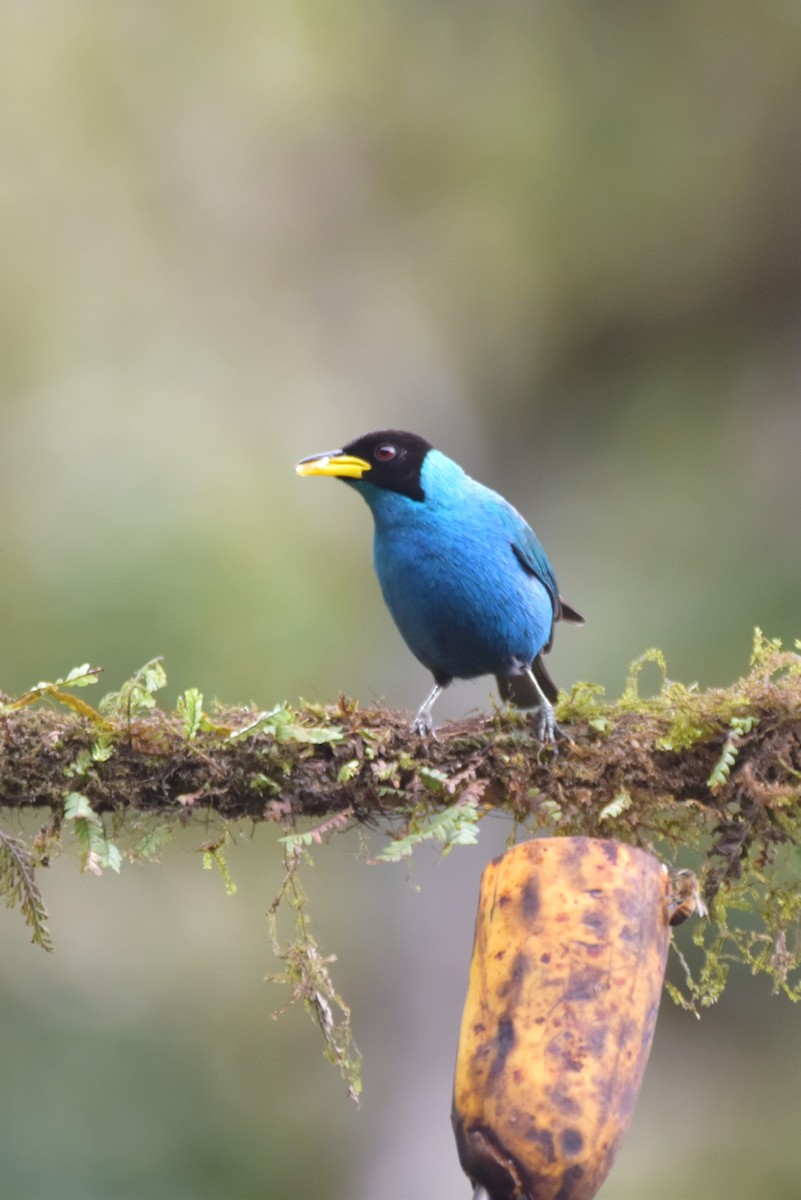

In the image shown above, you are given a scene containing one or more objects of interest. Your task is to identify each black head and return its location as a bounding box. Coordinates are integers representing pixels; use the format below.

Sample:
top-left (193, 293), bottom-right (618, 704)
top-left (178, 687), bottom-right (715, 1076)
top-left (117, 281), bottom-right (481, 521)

top-left (294, 430), bottom-right (431, 501)
top-left (341, 430), bottom-right (431, 501)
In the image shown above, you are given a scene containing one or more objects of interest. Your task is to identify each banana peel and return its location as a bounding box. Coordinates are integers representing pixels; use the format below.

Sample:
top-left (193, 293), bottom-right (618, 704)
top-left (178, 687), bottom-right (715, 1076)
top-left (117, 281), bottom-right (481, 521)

top-left (452, 838), bottom-right (671, 1200)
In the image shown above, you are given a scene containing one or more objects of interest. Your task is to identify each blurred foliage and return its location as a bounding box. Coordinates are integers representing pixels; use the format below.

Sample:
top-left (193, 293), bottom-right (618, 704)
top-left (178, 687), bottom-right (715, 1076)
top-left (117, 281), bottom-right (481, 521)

top-left (2, 1), bottom-right (801, 1196)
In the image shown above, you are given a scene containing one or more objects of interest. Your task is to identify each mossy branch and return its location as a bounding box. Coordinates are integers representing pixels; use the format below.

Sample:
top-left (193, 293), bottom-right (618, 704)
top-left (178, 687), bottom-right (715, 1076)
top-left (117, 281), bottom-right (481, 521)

top-left (2, 638), bottom-right (799, 851)
top-left (2, 632), bottom-right (801, 1092)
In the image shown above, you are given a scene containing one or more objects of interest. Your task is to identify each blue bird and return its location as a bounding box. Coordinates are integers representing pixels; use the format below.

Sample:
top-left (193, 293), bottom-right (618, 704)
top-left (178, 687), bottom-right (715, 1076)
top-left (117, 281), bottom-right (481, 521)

top-left (296, 430), bottom-right (582, 738)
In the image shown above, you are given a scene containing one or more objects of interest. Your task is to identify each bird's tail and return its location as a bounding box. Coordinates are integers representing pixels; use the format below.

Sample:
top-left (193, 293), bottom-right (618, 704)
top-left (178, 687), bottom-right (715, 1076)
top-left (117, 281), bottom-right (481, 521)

top-left (559, 598), bottom-right (584, 624)
top-left (496, 655), bottom-right (558, 708)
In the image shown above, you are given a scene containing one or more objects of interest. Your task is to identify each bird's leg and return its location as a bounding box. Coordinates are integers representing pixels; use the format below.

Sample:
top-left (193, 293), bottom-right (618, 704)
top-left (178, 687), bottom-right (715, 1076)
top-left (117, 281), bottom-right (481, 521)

top-left (412, 683), bottom-right (443, 736)
top-left (524, 666), bottom-right (557, 743)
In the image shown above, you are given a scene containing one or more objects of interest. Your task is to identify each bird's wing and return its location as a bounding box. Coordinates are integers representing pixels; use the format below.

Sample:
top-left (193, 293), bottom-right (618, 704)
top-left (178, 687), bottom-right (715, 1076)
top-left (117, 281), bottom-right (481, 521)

top-left (510, 522), bottom-right (584, 635)
top-left (510, 523), bottom-right (560, 611)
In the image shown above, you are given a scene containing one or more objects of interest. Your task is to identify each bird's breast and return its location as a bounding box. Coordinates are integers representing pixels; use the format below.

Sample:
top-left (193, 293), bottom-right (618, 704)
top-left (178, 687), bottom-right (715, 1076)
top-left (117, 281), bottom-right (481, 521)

top-left (371, 518), bottom-right (553, 680)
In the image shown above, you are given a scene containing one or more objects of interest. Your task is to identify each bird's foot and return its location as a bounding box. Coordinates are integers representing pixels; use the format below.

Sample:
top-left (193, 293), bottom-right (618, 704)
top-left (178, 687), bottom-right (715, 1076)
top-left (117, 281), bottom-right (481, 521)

top-left (537, 696), bottom-right (557, 744)
top-left (523, 667), bottom-right (572, 748)
top-left (411, 683), bottom-right (443, 737)
top-left (411, 709), bottom-right (436, 737)
top-left (536, 699), bottom-right (574, 749)
top-left (537, 700), bottom-right (575, 748)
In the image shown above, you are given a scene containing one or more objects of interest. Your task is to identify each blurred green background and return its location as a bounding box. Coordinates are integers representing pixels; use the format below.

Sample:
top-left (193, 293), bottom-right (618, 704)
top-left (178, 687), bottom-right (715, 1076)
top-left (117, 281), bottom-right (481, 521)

top-left (1, 2), bottom-right (800, 1197)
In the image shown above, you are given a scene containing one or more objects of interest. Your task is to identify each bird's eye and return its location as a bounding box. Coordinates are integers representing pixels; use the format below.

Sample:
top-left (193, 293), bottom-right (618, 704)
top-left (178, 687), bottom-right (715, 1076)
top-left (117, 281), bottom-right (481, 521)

top-left (375, 443), bottom-right (398, 462)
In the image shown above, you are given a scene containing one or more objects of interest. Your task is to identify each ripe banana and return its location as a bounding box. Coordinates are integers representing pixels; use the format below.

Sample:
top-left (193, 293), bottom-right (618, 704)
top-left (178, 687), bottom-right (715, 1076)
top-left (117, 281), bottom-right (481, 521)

top-left (452, 838), bottom-right (671, 1200)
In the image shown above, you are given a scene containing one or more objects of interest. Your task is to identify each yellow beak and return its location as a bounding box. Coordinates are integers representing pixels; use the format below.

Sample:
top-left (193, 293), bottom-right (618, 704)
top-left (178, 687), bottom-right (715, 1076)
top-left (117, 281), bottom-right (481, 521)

top-left (295, 451), bottom-right (372, 480)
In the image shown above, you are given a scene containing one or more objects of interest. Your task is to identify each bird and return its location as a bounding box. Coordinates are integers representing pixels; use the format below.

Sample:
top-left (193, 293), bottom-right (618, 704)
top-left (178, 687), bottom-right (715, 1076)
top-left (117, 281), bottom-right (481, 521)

top-left (296, 430), bottom-right (582, 739)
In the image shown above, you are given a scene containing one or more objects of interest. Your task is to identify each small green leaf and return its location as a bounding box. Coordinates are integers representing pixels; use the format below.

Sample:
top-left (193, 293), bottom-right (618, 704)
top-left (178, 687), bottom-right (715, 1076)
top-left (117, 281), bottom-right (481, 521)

top-left (64, 792), bottom-right (97, 823)
top-left (337, 759), bottom-right (361, 784)
top-left (588, 716), bottom-right (611, 734)
top-left (64, 792), bottom-right (121, 875)
top-left (280, 830), bottom-right (317, 852)
top-left (140, 659), bottom-right (168, 693)
top-left (376, 800), bottom-right (480, 862)
top-left (131, 824), bottom-right (173, 861)
top-left (418, 766), bottom-right (448, 793)
top-left (599, 791), bottom-right (632, 821)
top-left (91, 733), bottom-right (114, 763)
top-left (64, 749), bottom-right (94, 778)
top-left (99, 658), bottom-right (167, 718)
top-left (105, 842), bottom-right (122, 874)
top-left (227, 706), bottom-right (343, 745)
top-left (177, 688), bottom-right (204, 740)
top-left (372, 760), bottom-right (400, 784)
top-left (249, 772), bottom-right (282, 795)
top-left (63, 664), bottom-right (101, 688)
top-left (730, 714), bottom-right (760, 736)
top-left (707, 715), bottom-right (757, 793)
top-left (708, 738), bottom-right (739, 791)
top-left (538, 798), bottom-right (563, 823)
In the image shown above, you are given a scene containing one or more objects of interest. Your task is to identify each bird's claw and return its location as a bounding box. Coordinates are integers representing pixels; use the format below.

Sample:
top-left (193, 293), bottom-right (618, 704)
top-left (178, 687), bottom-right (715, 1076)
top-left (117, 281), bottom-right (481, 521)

top-left (411, 683), bottom-right (444, 738)
top-left (411, 711), bottom-right (436, 737)
top-left (535, 697), bottom-right (575, 750)
top-left (536, 696), bottom-right (556, 745)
